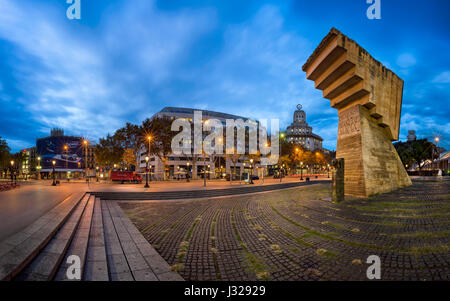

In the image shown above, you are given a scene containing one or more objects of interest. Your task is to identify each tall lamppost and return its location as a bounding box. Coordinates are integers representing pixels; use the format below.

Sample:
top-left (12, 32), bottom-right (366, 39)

top-left (144, 156), bottom-right (150, 188)
top-left (10, 160), bottom-right (14, 184)
top-left (52, 160), bottom-right (56, 186)
top-left (147, 136), bottom-right (152, 182)
top-left (64, 145), bottom-right (69, 181)
top-left (37, 156), bottom-right (41, 180)
top-left (83, 140), bottom-right (88, 181)
top-left (203, 151), bottom-right (207, 187)
top-left (96, 166), bottom-right (99, 182)
top-left (300, 161), bottom-right (303, 181)
top-left (434, 137), bottom-right (440, 170)
top-left (327, 163), bottom-right (330, 178)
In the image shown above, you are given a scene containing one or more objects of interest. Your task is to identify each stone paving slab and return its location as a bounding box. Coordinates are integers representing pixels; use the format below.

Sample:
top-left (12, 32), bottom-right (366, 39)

top-left (83, 198), bottom-right (109, 281)
top-left (0, 192), bottom-right (84, 280)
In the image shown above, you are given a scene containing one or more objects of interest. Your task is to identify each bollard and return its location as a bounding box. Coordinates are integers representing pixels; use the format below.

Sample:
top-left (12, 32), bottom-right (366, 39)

top-left (331, 158), bottom-right (345, 203)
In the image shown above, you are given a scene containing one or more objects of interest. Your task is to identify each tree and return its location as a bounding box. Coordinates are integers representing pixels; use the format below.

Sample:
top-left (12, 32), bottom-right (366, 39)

top-left (394, 139), bottom-right (435, 172)
top-left (114, 123), bottom-right (140, 165)
top-left (0, 137), bottom-right (11, 178)
top-left (122, 148), bottom-right (136, 170)
top-left (94, 134), bottom-right (124, 170)
top-left (140, 117), bottom-right (175, 180)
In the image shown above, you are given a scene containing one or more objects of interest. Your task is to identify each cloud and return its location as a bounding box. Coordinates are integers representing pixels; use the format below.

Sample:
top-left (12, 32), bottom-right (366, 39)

top-left (0, 0), bottom-right (216, 149)
top-left (396, 53), bottom-right (416, 68)
top-left (432, 71), bottom-right (450, 84)
top-left (175, 5), bottom-right (337, 148)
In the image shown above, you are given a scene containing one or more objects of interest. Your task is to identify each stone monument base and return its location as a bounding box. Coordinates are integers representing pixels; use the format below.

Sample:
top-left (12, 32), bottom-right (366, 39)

top-left (336, 105), bottom-right (412, 197)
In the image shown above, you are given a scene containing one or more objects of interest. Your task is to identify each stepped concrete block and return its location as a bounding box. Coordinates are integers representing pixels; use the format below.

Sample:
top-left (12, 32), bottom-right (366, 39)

top-left (302, 28), bottom-right (411, 197)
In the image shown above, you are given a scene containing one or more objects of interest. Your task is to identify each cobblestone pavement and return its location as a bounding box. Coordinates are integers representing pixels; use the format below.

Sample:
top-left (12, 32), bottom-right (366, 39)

top-left (120, 181), bottom-right (450, 281)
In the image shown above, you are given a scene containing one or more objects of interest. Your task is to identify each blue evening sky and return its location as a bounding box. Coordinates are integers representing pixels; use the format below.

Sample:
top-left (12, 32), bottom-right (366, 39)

top-left (0, 0), bottom-right (449, 152)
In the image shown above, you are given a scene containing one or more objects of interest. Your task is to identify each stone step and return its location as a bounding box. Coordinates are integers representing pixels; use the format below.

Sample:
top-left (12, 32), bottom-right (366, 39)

top-left (54, 195), bottom-right (95, 281)
top-left (105, 200), bottom-right (183, 281)
top-left (1, 192), bottom-right (183, 281)
top-left (0, 192), bottom-right (85, 280)
top-left (83, 197), bottom-right (109, 281)
top-left (101, 199), bottom-right (134, 280)
top-left (15, 194), bottom-right (90, 281)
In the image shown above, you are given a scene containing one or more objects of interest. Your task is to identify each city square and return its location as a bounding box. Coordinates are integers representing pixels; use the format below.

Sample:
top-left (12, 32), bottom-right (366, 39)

top-left (0, 0), bottom-right (449, 291)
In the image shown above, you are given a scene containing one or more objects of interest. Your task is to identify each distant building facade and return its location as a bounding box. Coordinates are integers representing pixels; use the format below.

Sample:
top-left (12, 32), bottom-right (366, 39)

top-left (20, 147), bottom-right (37, 179)
top-left (286, 104), bottom-right (323, 151)
top-left (137, 107), bottom-right (264, 180)
top-left (35, 129), bottom-right (95, 178)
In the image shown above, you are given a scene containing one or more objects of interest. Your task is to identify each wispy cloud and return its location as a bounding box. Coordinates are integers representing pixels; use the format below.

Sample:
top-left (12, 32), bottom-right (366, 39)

top-left (396, 53), bottom-right (416, 69)
top-left (432, 71), bottom-right (450, 84)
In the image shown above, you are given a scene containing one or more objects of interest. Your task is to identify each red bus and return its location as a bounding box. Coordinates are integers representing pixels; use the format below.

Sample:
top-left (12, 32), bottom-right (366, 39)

top-left (110, 171), bottom-right (142, 184)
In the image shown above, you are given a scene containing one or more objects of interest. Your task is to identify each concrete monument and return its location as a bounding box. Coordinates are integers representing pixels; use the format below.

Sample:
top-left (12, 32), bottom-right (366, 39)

top-left (302, 28), bottom-right (411, 197)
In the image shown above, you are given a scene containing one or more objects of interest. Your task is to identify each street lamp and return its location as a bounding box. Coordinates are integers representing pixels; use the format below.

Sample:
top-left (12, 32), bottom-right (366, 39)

top-left (52, 160), bottom-right (56, 186)
top-left (147, 136), bottom-right (152, 182)
top-left (96, 166), bottom-right (99, 182)
top-left (83, 140), bottom-right (88, 181)
top-left (64, 145), bottom-right (69, 181)
top-left (10, 160), bottom-right (15, 184)
top-left (37, 156), bottom-right (41, 180)
top-left (327, 163), bottom-right (330, 178)
top-left (144, 156), bottom-right (149, 188)
top-left (186, 162), bottom-right (190, 182)
top-left (300, 161), bottom-right (303, 180)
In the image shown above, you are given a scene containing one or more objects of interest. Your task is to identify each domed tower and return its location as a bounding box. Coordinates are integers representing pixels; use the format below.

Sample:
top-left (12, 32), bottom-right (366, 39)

top-left (286, 104), bottom-right (323, 150)
top-left (294, 104), bottom-right (306, 123)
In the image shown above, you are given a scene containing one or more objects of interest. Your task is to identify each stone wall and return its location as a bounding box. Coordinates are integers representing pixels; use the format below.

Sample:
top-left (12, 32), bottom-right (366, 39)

top-left (337, 105), bottom-right (411, 197)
